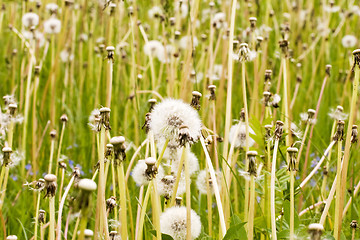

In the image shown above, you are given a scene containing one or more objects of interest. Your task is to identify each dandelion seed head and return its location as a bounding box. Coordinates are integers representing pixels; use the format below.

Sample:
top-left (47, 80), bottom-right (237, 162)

top-left (196, 169), bottom-right (221, 195)
top-left (212, 12), bottom-right (227, 29)
top-left (229, 123), bottom-right (255, 148)
top-left (328, 106), bottom-right (348, 121)
top-left (60, 49), bottom-right (74, 62)
top-left (170, 150), bottom-right (199, 176)
top-left (131, 160), bottom-right (164, 186)
top-left (179, 36), bottom-right (198, 50)
top-left (148, 6), bottom-right (163, 19)
top-left (44, 17), bottom-right (61, 34)
top-left (157, 174), bottom-right (186, 197)
top-left (144, 40), bottom-right (165, 61)
top-left (341, 35), bottom-right (357, 48)
top-left (150, 98), bottom-right (202, 144)
top-left (160, 206), bottom-right (201, 240)
top-left (22, 12), bottom-right (39, 28)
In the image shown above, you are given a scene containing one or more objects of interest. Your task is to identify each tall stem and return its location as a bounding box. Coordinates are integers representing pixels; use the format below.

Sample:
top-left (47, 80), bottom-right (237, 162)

top-left (270, 140), bottom-right (280, 240)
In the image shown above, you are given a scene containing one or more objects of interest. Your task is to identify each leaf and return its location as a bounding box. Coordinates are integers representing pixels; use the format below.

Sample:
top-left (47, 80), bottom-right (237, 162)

top-left (283, 200), bottom-right (300, 229)
top-left (223, 222), bottom-right (247, 240)
top-left (149, 230), bottom-right (174, 240)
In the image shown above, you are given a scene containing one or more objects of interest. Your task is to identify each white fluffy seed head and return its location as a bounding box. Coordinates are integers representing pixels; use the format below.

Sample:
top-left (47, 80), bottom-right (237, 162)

top-left (229, 123), bottom-right (255, 148)
top-left (308, 223), bottom-right (324, 231)
top-left (44, 17), bottom-right (61, 34)
top-left (132, 160), bottom-right (164, 186)
top-left (179, 36), bottom-right (198, 50)
top-left (22, 12), bottom-right (39, 28)
top-left (342, 35), bottom-right (357, 48)
top-left (150, 98), bottom-right (202, 144)
top-left (196, 169), bottom-right (221, 195)
top-left (160, 206), bottom-right (201, 240)
top-left (144, 40), bottom-right (165, 60)
top-left (170, 151), bottom-right (199, 176)
top-left (6, 236), bottom-right (18, 240)
top-left (157, 174), bottom-right (186, 197)
top-left (78, 179), bottom-right (97, 191)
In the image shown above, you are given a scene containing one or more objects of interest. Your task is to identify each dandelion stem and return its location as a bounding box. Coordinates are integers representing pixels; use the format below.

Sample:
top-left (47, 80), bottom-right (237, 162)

top-left (334, 140), bottom-right (343, 239)
top-left (270, 139), bottom-right (280, 240)
top-left (34, 191), bottom-right (41, 240)
top-left (56, 175), bottom-right (75, 240)
top-left (49, 196), bottom-right (55, 240)
top-left (336, 55), bottom-right (360, 237)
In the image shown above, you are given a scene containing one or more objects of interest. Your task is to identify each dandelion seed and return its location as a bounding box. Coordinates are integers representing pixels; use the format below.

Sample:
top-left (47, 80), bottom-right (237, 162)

top-left (150, 98), bottom-right (202, 144)
top-left (229, 123), bottom-right (255, 148)
top-left (160, 206), bottom-right (201, 240)
top-left (328, 105), bottom-right (348, 121)
top-left (291, 122), bottom-right (303, 139)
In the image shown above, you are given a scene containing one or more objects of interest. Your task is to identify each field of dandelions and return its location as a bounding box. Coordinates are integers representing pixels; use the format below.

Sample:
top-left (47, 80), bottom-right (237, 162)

top-left (1, 0), bottom-right (360, 239)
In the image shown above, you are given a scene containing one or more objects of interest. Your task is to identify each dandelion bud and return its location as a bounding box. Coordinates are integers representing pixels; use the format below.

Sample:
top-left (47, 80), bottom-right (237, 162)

top-left (105, 143), bottom-right (113, 160)
top-left (110, 136), bottom-right (126, 163)
top-left (83, 229), bottom-right (94, 240)
top-left (208, 85), bottom-right (216, 100)
top-left (175, 196), bottom-right (182, 206)
top-left (265, 124), bottom-right (272, 140)
top-left (76, 179), bottom-right (97, 211)
top-left (169, 17), bottom-right (175, 26)
top-left (148, 98), bottom-right (157, 112)
top-left (36, 178), bottom-right (45, 191)
top-left (6, 235), bottom-right (18, 240)
top-left (2, 146), bottom-right (12, 166)
top-left (279, 39), bottom-right (289, 56)
top-left (352, 49), bottom-right (360, 69)
top-left (307, 109), bottom-right (316, 120)
top-left (44, 174), bottom-right (57, 198)
top-left (50, 129), bottom-right (57, 139)
top-left (106, 46), bottom-right (115, 60)
top-left (178, 125), bottom-right (193, 146)
top-left (38, 209), bottom-right (46, 224)
top-left (249, 17), bottom-right (257, 29)
top-left (325, 64), bottom-right (332, 76)
top-left (109, 231), bottom-right (119, 240)
top-left (60, 114), bottom-right (68, 122)
top-left (351, 125), bottom-right (358, 143)
top-left (274, 121), bottom-right (284, 140)
top-left (247, 151), bottom-right (257, 176)
top-left (350, 220), bottom-right (358, 229)
top-left (237, 43), bottom-right (250, 62)
top-left (287, 147), bottom-right (298, 171)
top-left (58, 161), bottom-right (67, 169)
top-left (145, 157), bottom-right (158, 179)
top-left (106, 196), bottom-right (117, 213)
top-left (308, 223), bottom-right (324, 240)
top-left (190, 91), bottom-right (202, 111)
top-left (99, 107), bottom-right (111, 130)
top-left (333, 120), bottom-right (345, 141)
top-left (263, 91), bottom-right (271, 106)
top-left (142, 113), bottom-right (151, 133)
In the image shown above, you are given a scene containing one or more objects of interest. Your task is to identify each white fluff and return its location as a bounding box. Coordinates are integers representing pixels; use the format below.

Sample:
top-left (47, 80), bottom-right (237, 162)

top-left (22, 12), bottom-right (39, 28)
top-left (229, 123), bottom-right (255, 148)
top-left (44, 17), bottom-right (61, 34)
top-left (131, 160), bottom-right (164, 186)
top-left (160, 206), bottom-right (201, 240)
top-left (341, 35), bottom-right (357, 48)
top-left (196, 169), bottom-right (221, 195)
top-left (150, 98), bottom-right (202, 143)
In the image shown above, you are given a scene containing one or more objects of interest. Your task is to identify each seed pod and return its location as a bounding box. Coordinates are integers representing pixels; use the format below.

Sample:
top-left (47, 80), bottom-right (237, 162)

top-left (274, 121), bottom-right (284, 140)
top-left (208, 85), bottom-right (216, 100)
top-left (38, 209), bottom-right (46, 224)
top-left (44, 174), bottom-right (57, 198)
top-left (2, 146), bottom-right (12, 166)
top-left (287, 147), bottom-right (298, 171)
top-left (190, 91), bottom-right (202, 111)
top-left (247, 151), bottom-right (258, 176)
top-left (333, 120), bottom-right (345, 141)
top-left (308, 223), bottom-right (324, 240)
top-left (99, 107), bottom-right (111, 130)
top-left (110, 136), bottom-right (126, 164)
top-left (75, 179), bottom-right (97, 211)
top-left (178, 125), bottom-right (193, 146)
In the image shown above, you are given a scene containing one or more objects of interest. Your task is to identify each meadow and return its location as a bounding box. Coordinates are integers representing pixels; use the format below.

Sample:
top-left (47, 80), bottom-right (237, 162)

top-left (0, 0), bottom-right (360, 239)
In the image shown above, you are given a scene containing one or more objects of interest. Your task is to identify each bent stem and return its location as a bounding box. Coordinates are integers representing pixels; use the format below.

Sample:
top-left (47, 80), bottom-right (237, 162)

top-left (56, 175), bottom-right (75, 240)
top-left (200, 137), bottom-right (226, 237)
